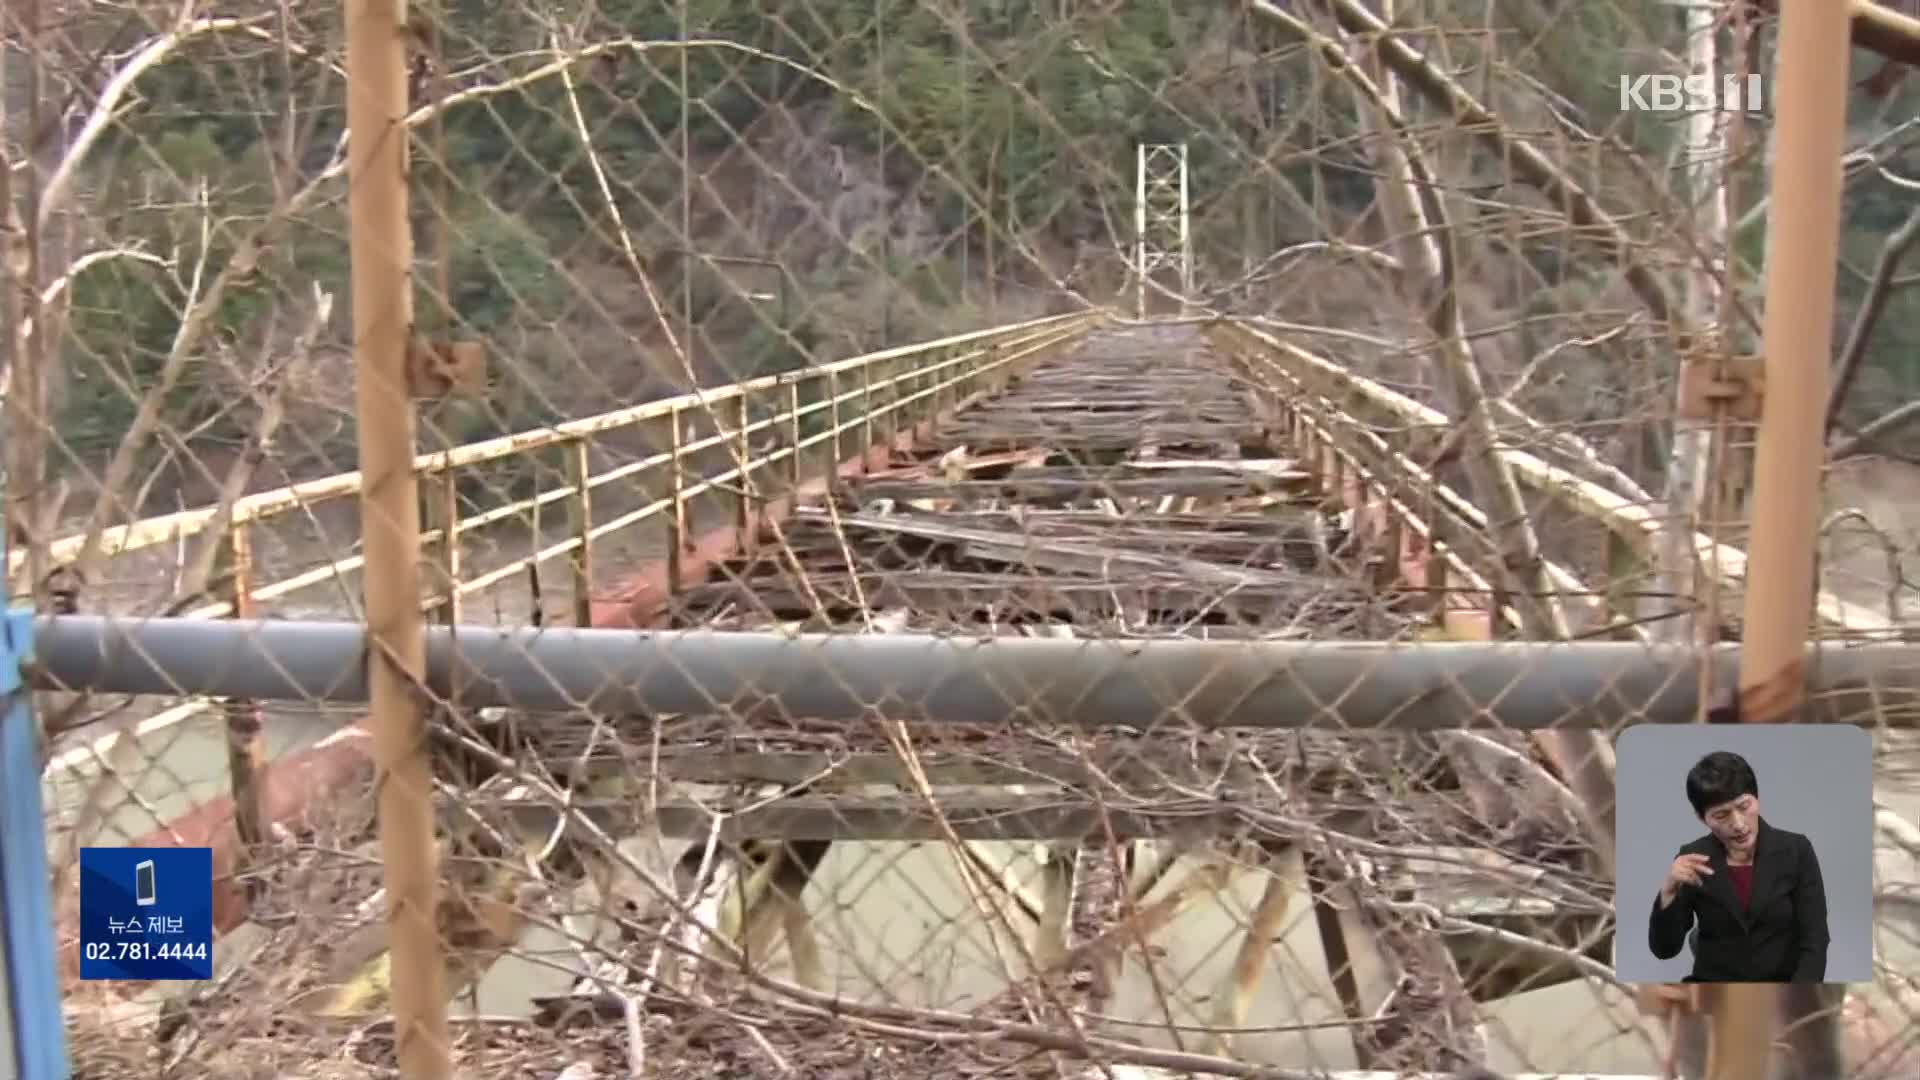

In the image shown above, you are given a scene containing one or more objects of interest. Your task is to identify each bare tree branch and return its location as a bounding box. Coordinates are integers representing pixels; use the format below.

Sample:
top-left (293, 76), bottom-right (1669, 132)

top-left (1825, 204), bottom-right (1920, 440)
top-left (1258, 1), bottom-right (1618, 892)
top-left (1270, 0), bottom-right (1679, 331)
top-left (1832, 400), bottom-right (1920, 461)
top-left (39, 17), bottom-right (284, 231)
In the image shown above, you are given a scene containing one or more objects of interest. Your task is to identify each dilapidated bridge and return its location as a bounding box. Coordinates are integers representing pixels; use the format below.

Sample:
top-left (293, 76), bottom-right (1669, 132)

top-left (18, 310), bottom-right (1920, 1080)
top-left (9, 0), bottom-right (1920, 1076)
top-left (16, 0), bottom-right (1920, 1074)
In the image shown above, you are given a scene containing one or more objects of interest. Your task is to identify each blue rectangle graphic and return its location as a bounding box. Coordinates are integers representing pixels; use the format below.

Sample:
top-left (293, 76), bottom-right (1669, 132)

top-left (77, 847), bottom-right (213, 981)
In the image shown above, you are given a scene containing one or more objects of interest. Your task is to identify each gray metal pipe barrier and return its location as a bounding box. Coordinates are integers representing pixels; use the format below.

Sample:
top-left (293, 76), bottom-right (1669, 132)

top-left (22, 615), bottom-right (1920, 729)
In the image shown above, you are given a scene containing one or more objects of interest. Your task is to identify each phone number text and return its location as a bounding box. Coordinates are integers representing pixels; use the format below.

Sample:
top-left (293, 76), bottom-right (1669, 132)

top-left (82, 940), bottom-right (209, 963)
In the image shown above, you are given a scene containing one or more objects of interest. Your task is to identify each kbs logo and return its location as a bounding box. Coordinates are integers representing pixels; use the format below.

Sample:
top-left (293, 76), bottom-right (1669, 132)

top-left (1618, 73), bottom-right (1765, 114)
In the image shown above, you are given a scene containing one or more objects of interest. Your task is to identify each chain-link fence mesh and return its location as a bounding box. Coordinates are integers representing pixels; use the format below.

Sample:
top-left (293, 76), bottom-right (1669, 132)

top-left (7, 1), bottom-right (1920, 1077)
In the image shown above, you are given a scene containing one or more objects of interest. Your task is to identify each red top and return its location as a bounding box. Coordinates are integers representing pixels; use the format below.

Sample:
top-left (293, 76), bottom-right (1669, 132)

top-left (1728, 864), bottom-right (1754, 909)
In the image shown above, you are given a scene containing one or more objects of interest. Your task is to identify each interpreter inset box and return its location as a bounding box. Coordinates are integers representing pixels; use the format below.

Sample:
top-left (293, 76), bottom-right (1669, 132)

top-left (1613, 725), bottom-right (1871, 984)
top-left (78, 846), bottom-right (214, 981)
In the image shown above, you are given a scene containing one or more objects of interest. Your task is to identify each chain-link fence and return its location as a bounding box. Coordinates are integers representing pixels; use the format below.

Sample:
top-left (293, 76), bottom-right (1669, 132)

top-left (7, 1), bottom-right (1920, 1078)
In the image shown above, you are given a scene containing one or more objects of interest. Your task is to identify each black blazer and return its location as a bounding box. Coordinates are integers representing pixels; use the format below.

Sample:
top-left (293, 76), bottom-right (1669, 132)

top-left (1648, 817), bottom-right (1829, 982)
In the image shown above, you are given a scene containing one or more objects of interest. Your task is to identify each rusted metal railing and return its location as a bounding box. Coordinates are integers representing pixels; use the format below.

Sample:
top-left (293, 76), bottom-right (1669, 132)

top-left (34, 311), bottom-right (1104, 835)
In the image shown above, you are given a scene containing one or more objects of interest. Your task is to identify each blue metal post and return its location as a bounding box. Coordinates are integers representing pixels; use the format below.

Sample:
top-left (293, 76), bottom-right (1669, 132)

top-left (0, 610), bottom-right (70, 1079)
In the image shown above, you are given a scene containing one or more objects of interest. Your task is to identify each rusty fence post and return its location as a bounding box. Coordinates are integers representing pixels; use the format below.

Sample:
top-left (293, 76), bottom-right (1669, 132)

top-left (1707, 0), bottom-right (1852, 1076)
top-left (344, 0), bottom-right (449, 1068)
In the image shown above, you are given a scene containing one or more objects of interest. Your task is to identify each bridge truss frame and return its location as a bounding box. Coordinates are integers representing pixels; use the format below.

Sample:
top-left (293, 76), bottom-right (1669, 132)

top-left (1133, 142), bottom-right (1192, 319)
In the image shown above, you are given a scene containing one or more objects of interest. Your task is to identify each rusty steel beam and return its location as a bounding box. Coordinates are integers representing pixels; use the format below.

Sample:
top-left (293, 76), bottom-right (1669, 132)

top-left (29, 615), bottom-right (1920, 730)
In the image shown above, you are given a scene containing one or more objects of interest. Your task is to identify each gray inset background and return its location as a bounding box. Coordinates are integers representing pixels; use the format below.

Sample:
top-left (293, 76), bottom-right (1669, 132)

top-left (1613, 724), bottom-right (1874, 983)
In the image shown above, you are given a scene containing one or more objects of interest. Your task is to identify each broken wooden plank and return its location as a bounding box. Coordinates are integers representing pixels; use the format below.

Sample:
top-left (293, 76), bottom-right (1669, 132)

top-left (668, 577), bottom-right (1334, 625)
top-left (849, 474), bottom-right (1303, 499)
top-left (804, 510), bottom-right (1306, 588)
top-left (605, 748), bottom-right (1275, 792)
top-left (1117, 458), bottom-right (1302, 477)
top-left (777, 512), bottom-right (1326, 566)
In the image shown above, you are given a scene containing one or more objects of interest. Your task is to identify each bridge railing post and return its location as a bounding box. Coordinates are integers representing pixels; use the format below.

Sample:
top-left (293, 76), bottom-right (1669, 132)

top-left (565, 437), bottom-right (593, 627)
top-left (218, 521), bottom-right (267, 882)
top-left (884, 356), bottom-right (902, 448)
top-left (927, 349), bottom-right (942, 418)
top-left (657, 409), bottom-right (685, 603)
top-left (732, 393), bottom-right (753, 543)
top-left (827, 369), bottom-right (843, 490)
top-left (1371, 491), bottom-right (1403, 597)
top-left (860, 362), bottom-right (876, 461)
top-left (1426, 542), bottom-right (1455, 629)
top-left (1323, 447), bottom-right (1342, 514)
top-left (787, 381), bottom-right (804, 491)
top-left (1603, 529), bottom-right (1645, 641)
top-left (427, 466), bottom-right (461, 625)
top-left (921, 350), bottom-right (935, 418)
top-left (897, 353), bottom-right (914, 437)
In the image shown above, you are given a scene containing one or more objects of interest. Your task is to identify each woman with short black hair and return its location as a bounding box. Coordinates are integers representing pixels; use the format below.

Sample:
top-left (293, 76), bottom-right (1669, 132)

top-left (1648, 750), bottom-right (1829, 982)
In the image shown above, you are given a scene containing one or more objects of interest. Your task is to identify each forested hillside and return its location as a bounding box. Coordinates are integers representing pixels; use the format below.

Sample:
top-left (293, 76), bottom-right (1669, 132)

top-left (9, 0), bottom-right (1920, 517)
